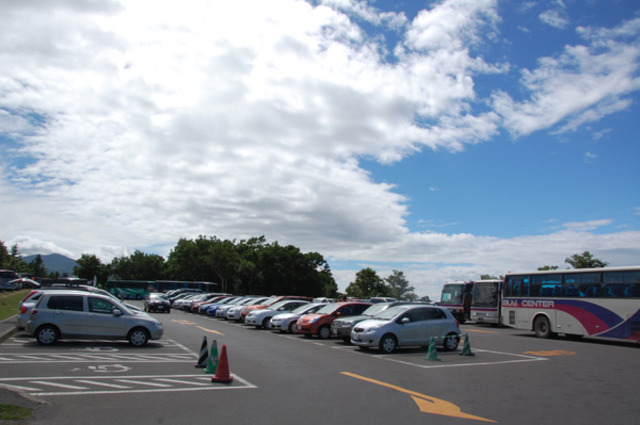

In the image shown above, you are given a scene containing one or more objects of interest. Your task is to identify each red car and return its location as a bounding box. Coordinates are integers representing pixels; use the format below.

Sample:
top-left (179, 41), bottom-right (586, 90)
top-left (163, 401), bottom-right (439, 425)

top-left (297, 302), bottom-right (371, 339)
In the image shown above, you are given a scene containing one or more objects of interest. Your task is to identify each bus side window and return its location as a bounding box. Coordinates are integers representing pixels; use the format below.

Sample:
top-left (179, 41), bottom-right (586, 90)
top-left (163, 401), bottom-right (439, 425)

top-left (563, 283), bottom-right (579, 297)
top-left (606, 284), bottom-right (626, 298)
top-left (625, 284), bottom-right (640, 298)
top-left (579, 284), bottom-right (601, 298)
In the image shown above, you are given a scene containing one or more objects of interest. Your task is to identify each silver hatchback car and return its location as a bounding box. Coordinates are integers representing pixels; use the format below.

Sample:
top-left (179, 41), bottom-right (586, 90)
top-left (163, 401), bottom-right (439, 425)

top-left (26, 291), bottom-right (163, 347)
top-left (350, 304), bottom-right (460, 353)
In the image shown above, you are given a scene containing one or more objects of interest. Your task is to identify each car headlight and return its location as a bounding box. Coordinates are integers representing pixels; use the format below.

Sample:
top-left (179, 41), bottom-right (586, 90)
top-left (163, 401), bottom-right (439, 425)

top-left (153, 321), bottom-right (163, 328)
top-left (309, 317), bottom-right (321, 324)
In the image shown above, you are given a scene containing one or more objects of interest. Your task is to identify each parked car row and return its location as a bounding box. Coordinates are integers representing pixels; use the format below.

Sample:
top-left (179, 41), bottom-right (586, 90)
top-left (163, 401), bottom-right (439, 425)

top-left (164, 293), bottom-right (462, 354)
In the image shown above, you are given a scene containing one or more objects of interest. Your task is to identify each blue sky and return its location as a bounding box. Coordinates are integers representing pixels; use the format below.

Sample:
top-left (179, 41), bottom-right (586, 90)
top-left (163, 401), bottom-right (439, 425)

top-left (1, 0), bottom-right (639, 300)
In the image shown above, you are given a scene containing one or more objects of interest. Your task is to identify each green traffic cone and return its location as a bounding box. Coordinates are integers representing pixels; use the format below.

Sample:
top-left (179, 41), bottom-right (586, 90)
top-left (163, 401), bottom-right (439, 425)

top-left (204, 339), bottom-right (219, 374)
top-left (425, 337), bottom-right (440, 361)
top-left (460, 333), bottom-right (475, 356)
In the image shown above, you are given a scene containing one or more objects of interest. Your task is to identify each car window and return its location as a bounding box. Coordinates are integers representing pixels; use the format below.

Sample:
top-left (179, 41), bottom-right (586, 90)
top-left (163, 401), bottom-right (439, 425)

top-left (47, 295), bottom-right (84, 311)
top-left (353, 304), bottom-right (370, 314)
top-left (424, 308), bottom-right (446, 320)
top-left (401, 309), bottom-right (425, 323)
top-left (89, 297), bottom-right (118, 314)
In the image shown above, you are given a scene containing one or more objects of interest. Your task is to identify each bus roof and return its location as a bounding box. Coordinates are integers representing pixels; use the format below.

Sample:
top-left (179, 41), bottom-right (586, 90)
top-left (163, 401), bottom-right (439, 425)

top-left (505, 266), bottom-right (640, 276)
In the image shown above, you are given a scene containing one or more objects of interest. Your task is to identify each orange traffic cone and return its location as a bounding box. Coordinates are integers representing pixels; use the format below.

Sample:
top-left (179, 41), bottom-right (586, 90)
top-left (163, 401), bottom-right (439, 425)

top-left (211, 344), bottom-right (233, 384)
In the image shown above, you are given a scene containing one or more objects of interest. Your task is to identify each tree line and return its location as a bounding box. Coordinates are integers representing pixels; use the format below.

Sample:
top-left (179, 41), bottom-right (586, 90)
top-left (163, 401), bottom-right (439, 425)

top-left (1, 237), bottom-right (608, 300)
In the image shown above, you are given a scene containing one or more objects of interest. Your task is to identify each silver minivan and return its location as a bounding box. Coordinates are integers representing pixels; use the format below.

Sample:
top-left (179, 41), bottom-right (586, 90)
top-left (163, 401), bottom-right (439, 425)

top-left (350, 304), bottom-right (460, 353)
top-left (26, 291), bottom-right (163, 346)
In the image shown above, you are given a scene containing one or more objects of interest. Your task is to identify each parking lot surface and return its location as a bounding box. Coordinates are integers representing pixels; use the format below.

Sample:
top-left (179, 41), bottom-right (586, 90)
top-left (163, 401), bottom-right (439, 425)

top-left (1, 303), bottom-right (638, 424)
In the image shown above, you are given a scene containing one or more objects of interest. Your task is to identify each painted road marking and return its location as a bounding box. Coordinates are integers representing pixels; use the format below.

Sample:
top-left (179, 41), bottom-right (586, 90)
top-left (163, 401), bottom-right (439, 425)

top-left (0, 374), bottom-right (257, 396)
top-left (0, 353), bottom-right (196, 364)
top-left (342, 372), bottom-right (496, 422)
top-left (523, 350), bottom-right (576, 356)
top-left (171, 318), bottom-right (225, 336)
top-left (196, 326), bottom-right (224, 336)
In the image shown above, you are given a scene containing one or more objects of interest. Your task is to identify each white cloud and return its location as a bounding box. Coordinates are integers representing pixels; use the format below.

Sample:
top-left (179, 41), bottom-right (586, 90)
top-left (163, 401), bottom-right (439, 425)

top-left (494, 18), bottom-right (640, 137)
top-left (1, 1), bottom-right (639, 301)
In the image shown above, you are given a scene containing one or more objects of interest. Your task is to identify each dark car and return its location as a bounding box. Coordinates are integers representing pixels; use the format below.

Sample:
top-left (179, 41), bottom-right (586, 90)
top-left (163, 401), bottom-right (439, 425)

top-left (144, 293), bottom-right (171, 313)
top-left (0, 270), bottom-right (20, 291)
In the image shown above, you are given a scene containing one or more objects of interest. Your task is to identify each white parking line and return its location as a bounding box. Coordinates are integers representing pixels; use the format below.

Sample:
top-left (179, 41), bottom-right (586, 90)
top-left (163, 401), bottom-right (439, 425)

top-left (115, 379), bottom-right (173, 388)
top-left (154, 378), bottom-right (211, 386)
top-left (74, 380), bottom-right (132, 389)
top-left (0, 374), bottom-right (258, 396)
top-left (29, 381), bottom-right (88, 390)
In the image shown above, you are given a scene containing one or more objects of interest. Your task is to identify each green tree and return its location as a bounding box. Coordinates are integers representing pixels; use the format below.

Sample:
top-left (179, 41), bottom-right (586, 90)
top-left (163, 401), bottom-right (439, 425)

top-left (0, 241), bottom-right (9, 268)
top-left (565, 251), bottom-right (608, 269)
top-left (0, 244), bottom-right (30, 272)
top-left (29, 254), bottom-right (47, 277)
top-left (346, 268), bottom-right (388, 298)
top-left (110, 250), bottom-right (165, 281)
top-left (419, 295), bottom-right (432, 303)
top-left (385, 270), bottom-right (414, 299)
top-left (537, 265), bottom-right (559, 271)
top-left (74, 254), bottom-right (108, 283)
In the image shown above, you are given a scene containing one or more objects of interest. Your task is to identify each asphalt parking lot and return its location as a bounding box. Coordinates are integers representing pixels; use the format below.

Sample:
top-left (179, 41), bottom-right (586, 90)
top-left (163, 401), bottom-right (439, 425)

top-left (1, 304), bottom-right (638, 424)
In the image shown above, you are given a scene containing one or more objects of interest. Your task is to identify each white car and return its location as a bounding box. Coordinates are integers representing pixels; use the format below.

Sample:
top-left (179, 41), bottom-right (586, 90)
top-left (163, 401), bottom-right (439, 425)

top-left (269, 303), bottom-right (327, 333)
top-left (245, 300), bottom-right (310, 329)
top-left (350, 305), bottom-right (461, 354)
top-left (224, 297), bottom-right (268, 320)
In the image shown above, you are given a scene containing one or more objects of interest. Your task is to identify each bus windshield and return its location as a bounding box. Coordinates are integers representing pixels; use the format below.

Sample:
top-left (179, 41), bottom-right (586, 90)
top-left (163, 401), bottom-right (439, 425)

top-left (471, 281), bottom-right (500, 308)
top-left (440, 283), bottom-right (466, 305)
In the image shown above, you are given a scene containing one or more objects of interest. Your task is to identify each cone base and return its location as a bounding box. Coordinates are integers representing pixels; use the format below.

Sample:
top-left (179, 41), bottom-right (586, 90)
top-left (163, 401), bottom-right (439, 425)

top-left (211, 375), bottom-right (234, 384)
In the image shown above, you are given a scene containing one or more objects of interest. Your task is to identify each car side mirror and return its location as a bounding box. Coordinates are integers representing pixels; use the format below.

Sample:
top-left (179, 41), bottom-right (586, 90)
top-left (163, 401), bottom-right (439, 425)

top-left (112, 309), bottom-right (123, 317)
top-left (400, 317), bottom-right (410, 324)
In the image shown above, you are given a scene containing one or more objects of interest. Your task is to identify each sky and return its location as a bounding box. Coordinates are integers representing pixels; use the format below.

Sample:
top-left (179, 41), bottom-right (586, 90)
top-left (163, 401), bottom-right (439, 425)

top-left (1, 0), bottom-right (639, 301)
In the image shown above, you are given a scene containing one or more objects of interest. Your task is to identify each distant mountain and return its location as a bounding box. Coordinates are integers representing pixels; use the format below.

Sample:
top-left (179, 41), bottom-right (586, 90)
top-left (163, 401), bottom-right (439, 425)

top-left (23, 253), bottom-right (78, 276)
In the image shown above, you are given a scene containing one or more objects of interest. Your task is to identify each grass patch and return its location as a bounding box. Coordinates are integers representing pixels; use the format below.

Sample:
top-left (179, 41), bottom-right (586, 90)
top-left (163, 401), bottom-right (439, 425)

top-left (0, 404), bottom-right (32, 420)
top-left (0, 290), bottom-right (29, 321)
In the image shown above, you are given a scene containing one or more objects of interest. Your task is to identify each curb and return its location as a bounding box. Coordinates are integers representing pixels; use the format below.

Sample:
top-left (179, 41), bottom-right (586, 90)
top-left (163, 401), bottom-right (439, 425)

top-left (0, 315), bottom-right (18, 343)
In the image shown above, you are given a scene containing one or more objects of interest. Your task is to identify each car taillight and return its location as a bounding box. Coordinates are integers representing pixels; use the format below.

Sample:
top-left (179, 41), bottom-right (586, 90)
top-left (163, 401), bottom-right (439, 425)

top-left (455, 319), bottom-right (460, 327)
top-left (20, 306), bottom-right (28, 314)
top-left (21, 290), bottom-right (38, 303)
top-left (30, 309), bottom-right (38, 315)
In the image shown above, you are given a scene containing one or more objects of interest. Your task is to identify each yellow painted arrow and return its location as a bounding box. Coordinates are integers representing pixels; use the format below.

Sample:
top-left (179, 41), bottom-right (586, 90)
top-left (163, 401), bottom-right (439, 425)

top-left (196, 326), bottom-right (225, 336)
top-left (341, 372), bottom-right (496, 423)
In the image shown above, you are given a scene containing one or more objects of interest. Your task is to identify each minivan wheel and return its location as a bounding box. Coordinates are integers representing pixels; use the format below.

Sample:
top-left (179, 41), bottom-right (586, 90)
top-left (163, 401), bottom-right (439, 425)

top-left (379, 334), bottom-right (397, 354)
top-left (128, 328), bottom-right (150, 347)
top-left (442, 333), bottom-right (459, 351)
top-left (318, 326), bottom-right (331, 339)
top-left (36, 325), bottom-right (59, 345)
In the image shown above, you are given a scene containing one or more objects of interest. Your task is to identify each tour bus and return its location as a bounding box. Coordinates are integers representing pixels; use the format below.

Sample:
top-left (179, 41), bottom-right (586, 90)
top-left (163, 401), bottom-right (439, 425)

top-left (500, 266), bottom-right (640, 341)
top-left (470, 279), bottom-right (503, 324)
top-left (105, 279), bottom-right (218, 299)
top-left (104, 280), bottom-right (156, 300)
top-left (440, 281), bottom-right (474, 323)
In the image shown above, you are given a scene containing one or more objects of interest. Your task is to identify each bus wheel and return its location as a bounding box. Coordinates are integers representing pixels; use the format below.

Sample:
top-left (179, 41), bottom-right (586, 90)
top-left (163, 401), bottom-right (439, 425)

top-left (533, 316), bottom-right (555, 338)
